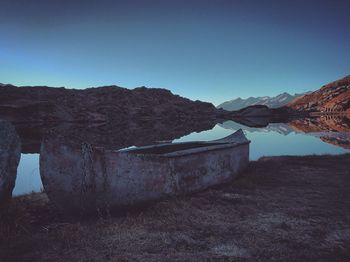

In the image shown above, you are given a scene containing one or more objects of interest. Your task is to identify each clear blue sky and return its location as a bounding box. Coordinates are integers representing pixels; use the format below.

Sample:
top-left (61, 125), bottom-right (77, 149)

top-left (1, 0), bottom-right (349, 105)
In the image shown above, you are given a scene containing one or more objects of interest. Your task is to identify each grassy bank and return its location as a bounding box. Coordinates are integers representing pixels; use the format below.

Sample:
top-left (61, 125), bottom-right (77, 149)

top-left (1, 154), bottom-right (350, 261)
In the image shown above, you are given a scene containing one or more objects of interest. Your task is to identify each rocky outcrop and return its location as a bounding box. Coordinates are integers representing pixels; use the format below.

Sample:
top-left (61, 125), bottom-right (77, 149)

top-left (231, 105), bottom-right (273, 117)
top-left (217, 92), bottom-right (305, 111)
top-left (0, 84), bottom-right (224, 123)
top-left (0, 121), bottom-right (21, 205)
top-left (288, 75), bottom-right (350, 115)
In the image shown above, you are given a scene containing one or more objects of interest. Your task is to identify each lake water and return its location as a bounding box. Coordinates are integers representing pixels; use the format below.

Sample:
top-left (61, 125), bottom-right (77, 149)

top-left (12, 120), bottom-right (350, 196)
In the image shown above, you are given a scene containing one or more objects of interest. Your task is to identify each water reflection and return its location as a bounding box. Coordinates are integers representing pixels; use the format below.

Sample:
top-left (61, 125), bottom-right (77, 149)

top-left (179, 122), bottom-right (349, 160)
top-left (12, 154), bottom-right (42, 196)
top-left (220, 115), bottom-right (350, 150)
top-left (14, 119), bottom-right (218, 153)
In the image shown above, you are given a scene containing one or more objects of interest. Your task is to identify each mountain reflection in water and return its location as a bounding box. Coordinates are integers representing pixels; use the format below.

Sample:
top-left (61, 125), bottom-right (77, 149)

top-left (2, 116), bottom-right (350, 215)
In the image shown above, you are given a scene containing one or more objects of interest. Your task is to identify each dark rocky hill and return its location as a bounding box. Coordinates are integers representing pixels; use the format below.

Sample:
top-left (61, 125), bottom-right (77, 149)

top-left (0, 84), bottom-right (229, 153)
top-left (0, 84), bottom-right (226, 123)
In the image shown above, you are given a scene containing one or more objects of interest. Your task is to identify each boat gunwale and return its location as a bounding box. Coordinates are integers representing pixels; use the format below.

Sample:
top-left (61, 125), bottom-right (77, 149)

top-left (116, 140), bottom-right (250, 158)
top-left (161, 141), bottom-right (250, 157)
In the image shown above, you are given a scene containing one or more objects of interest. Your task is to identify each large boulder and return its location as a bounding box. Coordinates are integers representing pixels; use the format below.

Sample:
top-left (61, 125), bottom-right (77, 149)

top-left (0, 120), bottom-right (21, 205)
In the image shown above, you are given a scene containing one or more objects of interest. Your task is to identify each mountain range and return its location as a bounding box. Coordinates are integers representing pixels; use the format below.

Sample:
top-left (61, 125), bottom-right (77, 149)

top-left (218, 74), bottom-right (350, 119)
top-left (1, 74), bottom-right (349, 125)
top-left (217, 92), bottom-right (305, 111)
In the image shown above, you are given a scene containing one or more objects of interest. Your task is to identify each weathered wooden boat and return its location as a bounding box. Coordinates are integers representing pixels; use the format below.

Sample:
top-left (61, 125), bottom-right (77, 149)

top-left (40, 129), bottom-right (250, 214)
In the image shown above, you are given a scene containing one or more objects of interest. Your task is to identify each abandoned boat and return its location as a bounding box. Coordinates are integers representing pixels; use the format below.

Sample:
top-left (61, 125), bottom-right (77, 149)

top-left (40, 129), bottom-right (250, 214)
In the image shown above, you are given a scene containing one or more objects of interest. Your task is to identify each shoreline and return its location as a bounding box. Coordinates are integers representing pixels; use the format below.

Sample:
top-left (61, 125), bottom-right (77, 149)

top-left (1, 154), bottom-right (350, 261)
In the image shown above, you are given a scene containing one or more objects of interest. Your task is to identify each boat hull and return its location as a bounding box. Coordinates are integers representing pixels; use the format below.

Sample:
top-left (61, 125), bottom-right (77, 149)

top-left (107, 143), bottom-right (249, 206)
top-left (40, 130), bottom-right (250, 214)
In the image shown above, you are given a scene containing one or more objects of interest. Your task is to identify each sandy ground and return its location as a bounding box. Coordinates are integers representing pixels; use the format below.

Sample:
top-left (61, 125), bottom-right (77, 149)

top-left (1, 154), bottom-right (350, 261)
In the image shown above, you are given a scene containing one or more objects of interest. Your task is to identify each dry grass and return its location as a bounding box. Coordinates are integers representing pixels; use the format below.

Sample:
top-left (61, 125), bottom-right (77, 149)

top-left (1, 154), bottom-right (350, 261)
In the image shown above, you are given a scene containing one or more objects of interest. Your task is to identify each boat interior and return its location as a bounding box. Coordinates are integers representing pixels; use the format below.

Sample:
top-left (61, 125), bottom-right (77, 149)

top-left (126, 142), bottom-right (225, 155)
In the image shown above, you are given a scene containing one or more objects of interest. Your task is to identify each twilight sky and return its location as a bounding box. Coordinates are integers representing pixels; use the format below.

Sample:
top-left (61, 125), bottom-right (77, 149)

top-left (0, 0), bottom-right (349, 105)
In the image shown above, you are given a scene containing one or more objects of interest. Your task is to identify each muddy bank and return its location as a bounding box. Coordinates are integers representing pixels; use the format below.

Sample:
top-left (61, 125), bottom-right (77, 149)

top-left (1, 154), bottom-right (350, 261)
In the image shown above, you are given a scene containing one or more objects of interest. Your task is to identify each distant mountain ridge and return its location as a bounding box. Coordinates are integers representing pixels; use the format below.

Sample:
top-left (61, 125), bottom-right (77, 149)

top-left (217, 92), bottom-right (305, 111)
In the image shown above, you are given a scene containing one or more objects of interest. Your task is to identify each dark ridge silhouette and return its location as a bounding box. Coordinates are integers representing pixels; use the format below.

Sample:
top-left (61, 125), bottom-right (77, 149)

top-left (0, 84), bottom-right (228, 123)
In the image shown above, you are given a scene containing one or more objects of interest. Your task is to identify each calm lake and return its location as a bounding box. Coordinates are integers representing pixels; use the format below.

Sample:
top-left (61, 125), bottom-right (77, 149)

top-left (13, 119), bottom-right (350, 196)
